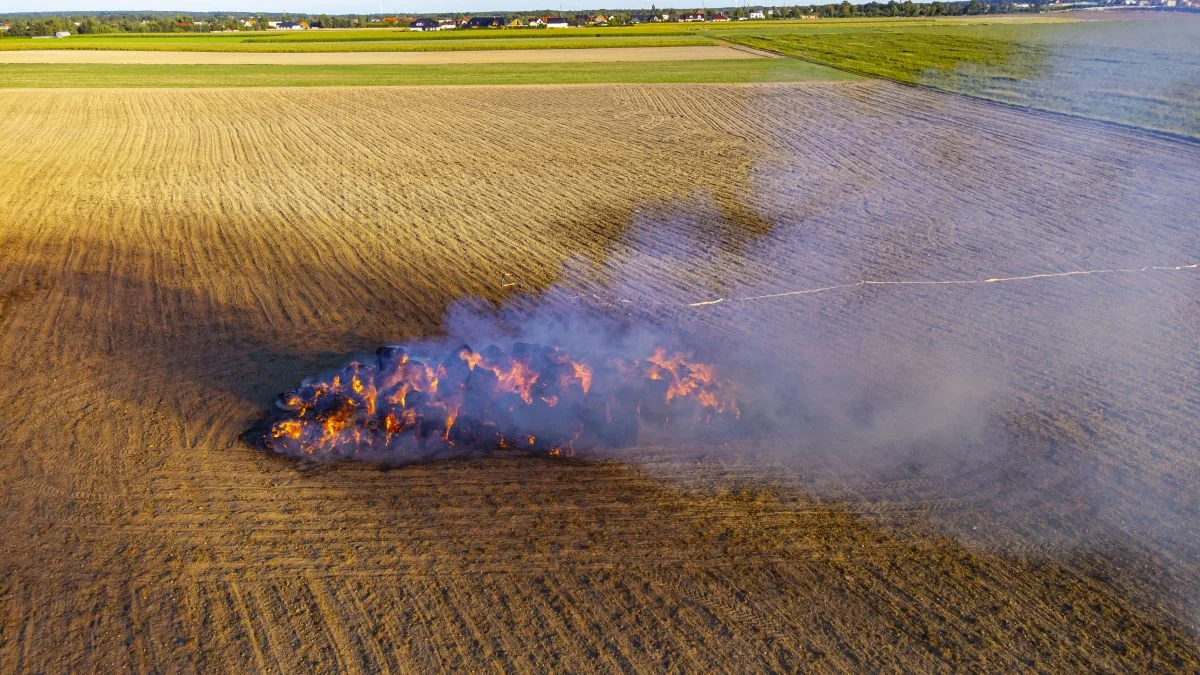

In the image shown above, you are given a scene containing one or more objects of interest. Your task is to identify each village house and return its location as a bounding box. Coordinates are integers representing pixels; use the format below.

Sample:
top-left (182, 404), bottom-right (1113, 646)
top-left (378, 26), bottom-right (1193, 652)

top-left (711, 12), bottom-right (731, 21)
top-left (528, 16), bottom-right (546, 26)
top-left (0, 23), bottom-right (12, 32)
top-left (545, 16), bottom-right (569, 27)
top-left (509, 17), bottom-right (525, 27)
top-left (681, 12), bottom-right (706, 21)
top-left (409, 18), bottom-right (439, 31)
top-left (463, 16), bottom-right (503, 27)
top-left (748, 9), bottom-right (765, 19)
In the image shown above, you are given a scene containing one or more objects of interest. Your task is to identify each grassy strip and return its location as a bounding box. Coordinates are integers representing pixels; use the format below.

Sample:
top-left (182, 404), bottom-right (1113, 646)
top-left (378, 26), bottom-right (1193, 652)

top-left (0, 58), bottom-right (854, 88)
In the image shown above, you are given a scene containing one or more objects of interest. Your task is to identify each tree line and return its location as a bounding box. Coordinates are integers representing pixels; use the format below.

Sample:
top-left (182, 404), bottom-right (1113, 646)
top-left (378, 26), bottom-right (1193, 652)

top-left (797, 0), bottom-right (1027, 17)
top-left (0, 13), bottom-right (368, 36)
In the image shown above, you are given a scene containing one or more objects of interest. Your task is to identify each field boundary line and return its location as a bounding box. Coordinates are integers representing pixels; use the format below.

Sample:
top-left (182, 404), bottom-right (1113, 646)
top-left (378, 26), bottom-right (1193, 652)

top-left (587, 262), bottom-right (1200, 309)
top-left (709, 35), bottom-right (1200, 147)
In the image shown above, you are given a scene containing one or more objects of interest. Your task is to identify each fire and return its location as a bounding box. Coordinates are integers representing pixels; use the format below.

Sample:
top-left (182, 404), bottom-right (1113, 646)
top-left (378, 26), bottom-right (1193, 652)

top-left (271, 420), bottom-right (303, 440)
top-left (256, 341), bottom-right (739, 462)
top-left (571, 361), bottom-right (592, 394)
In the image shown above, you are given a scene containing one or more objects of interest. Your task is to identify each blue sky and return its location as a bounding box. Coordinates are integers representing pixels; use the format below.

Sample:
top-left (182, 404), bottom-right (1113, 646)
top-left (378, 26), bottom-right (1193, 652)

top-left (0, 0), bottom-right (682, 12)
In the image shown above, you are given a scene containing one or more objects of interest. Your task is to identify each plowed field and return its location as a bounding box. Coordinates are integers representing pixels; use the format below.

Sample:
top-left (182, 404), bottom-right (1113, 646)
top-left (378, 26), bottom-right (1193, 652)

top-left (0, 83), bottom-right (1197, 670)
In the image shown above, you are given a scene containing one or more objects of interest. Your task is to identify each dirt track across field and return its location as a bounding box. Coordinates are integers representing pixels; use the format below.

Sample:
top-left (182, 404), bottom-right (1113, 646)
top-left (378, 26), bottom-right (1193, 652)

top-left (0, 82), bottom-right (1197, 671)
top-left (0, 45), bottom-right (764, 65)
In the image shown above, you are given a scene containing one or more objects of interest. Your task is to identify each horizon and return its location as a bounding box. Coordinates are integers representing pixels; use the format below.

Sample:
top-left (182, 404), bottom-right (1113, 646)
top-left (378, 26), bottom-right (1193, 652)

top-left (0, 1), bottom-right (749, 15)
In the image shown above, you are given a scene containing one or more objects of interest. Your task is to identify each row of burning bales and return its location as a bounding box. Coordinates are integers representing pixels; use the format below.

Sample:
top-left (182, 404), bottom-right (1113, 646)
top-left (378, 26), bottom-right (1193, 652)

top-left (256, 341), bottom-right (741, 462)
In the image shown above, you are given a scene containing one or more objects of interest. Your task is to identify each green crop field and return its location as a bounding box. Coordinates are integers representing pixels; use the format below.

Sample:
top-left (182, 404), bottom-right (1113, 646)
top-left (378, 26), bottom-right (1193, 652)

top-left (0, 58), bottom-right (852, 88)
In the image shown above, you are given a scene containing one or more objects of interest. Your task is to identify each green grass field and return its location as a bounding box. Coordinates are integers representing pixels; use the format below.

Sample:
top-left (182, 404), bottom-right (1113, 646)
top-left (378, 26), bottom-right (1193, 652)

top-left (0, 58), bottom-right (853, 88)
top-left (715, 14), bottom-right (1200, 137)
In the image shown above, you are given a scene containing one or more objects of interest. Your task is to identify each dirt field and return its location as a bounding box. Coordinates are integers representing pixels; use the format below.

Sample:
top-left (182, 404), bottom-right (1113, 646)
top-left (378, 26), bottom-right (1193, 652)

top-left (0, 83), bottom-right (1197, 671)
top-left (0, 45), bottom-right (764, 65)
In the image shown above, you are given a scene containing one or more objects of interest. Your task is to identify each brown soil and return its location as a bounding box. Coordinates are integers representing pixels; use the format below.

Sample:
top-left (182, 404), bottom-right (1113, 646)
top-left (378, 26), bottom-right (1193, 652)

top-left (0, 82), bottom-right (1197, 671)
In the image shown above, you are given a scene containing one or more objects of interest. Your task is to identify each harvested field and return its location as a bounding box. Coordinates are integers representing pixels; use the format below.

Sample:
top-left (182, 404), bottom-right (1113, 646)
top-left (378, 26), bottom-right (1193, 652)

top-left (0, 45), bottom-right (764, 65)
top-left (0, 83), bottom-right (1197, 670)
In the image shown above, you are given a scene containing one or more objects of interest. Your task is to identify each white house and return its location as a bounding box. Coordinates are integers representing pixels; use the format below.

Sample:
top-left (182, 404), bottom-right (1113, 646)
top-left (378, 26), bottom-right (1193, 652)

top-left (749, 10), bottom-right (765, 19)
top-left (54, 30), bottom-right (71, 38)
top-left (545, 16), bottom-right (569, 27)
top-left (528, 17), bottom-right (546, 26)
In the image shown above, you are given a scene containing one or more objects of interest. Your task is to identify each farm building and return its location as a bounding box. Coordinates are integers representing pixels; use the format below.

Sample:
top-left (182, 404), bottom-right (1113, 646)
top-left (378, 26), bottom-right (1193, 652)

top-left (54, 30), bottom-right (71, 37)
top-left (545, 17), bottom-right (570, 27)
top-left (409, 18), bottom-right (439, 31)
top-left (748, 9), bottom-right (766, 18)
top-left (711, 12), bottom-right (731, 21)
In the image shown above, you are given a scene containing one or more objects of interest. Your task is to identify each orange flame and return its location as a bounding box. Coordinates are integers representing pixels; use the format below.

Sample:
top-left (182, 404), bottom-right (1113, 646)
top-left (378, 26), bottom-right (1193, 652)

top-left (571, 361), bottom-right (592, 394)
top-left (262, 343), bottom-right (739, 460)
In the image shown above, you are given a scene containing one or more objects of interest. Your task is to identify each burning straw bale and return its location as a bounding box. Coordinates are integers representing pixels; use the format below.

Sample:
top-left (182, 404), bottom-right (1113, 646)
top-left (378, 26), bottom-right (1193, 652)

top-left (250, 342), bottom-right (740, 464)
